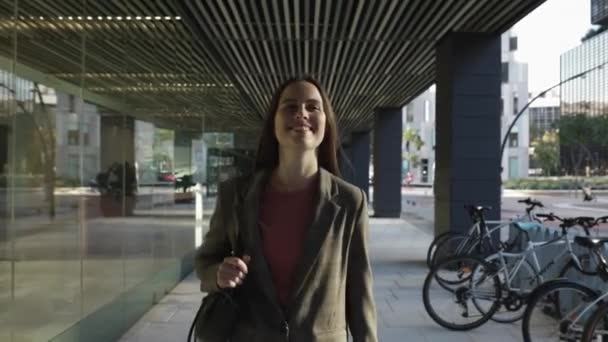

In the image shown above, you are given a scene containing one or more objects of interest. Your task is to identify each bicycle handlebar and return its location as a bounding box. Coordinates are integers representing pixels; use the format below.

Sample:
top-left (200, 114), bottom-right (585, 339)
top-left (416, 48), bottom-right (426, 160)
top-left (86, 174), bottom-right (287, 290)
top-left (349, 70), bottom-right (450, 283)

top-left (596, 216), bottom-right (608, 224)
top-left (535, 213), bottom-right (607, 234)
top-left (518, 197), bottom-right (544, 208)
top-left (536, 213), bottom-right (561, 221)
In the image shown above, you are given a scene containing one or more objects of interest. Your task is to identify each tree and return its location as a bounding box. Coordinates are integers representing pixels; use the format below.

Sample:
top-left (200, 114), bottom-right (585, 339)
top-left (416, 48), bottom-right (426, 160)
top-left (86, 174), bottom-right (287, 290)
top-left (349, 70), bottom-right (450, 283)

top-left (531, 130), bottom-right (559, 176)
top-left (0, 82), bottom-right (56, 217)
top-left (558, 114), bottom-right (608, 175)
top-left (403, 127), bottom-right (424, 168)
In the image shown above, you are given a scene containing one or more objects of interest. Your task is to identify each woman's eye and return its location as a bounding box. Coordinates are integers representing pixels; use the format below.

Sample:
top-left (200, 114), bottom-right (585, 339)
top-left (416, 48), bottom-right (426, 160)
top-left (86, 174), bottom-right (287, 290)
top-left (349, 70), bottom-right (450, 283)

top-left (285, 105), bottom-right (298, 112)
top-left (307, 105), bottom-right (321, 112)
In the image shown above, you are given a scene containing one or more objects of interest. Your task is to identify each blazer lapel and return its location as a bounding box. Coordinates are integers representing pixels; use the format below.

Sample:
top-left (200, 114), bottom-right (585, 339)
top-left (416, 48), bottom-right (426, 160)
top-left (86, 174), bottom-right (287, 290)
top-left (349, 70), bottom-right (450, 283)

top-left (233, 170), bottom-right (284, 312)
top-left (287, 168), bottom-right (341, 309)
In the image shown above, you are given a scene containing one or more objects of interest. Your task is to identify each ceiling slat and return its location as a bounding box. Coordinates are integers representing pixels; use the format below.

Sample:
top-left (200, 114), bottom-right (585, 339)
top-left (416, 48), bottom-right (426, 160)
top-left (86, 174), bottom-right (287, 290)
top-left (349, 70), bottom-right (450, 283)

top-left (0, 0), bottom-right (546, 134)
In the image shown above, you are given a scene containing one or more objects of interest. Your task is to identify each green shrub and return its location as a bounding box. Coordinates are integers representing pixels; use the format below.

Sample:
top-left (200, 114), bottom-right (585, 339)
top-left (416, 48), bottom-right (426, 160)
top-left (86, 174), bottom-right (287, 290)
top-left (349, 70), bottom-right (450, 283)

top-left (504, 176), bottom-right (608, 190)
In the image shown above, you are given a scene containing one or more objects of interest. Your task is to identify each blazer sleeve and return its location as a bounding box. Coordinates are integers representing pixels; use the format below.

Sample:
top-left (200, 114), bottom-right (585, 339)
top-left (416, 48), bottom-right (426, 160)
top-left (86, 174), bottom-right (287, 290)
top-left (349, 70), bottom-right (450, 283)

top-left (194, 181), bottom-right (232, 293)
top-left (346, 189), bottom-right (378, 342)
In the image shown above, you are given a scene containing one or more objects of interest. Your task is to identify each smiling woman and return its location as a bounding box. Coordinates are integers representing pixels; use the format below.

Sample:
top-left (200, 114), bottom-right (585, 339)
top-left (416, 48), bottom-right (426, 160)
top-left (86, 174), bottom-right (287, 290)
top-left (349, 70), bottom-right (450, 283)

top-left (194, 76), bottom-right (378, 341)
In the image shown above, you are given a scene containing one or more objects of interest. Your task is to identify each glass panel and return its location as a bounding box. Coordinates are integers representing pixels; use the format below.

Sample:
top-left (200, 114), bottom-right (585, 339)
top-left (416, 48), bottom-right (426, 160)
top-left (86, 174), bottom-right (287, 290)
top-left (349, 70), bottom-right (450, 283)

top-left (0, 2), bottom-right (15, 340)
top-left (0, 1), bottom-right (210, 340)
top-left (8, 1), bottom-right (84, 339)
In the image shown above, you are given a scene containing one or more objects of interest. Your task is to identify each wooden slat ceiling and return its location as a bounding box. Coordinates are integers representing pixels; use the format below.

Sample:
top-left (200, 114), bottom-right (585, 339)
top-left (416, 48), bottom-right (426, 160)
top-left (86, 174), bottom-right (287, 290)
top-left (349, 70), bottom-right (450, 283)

top-left (0, 0), bottom-right (545, 136)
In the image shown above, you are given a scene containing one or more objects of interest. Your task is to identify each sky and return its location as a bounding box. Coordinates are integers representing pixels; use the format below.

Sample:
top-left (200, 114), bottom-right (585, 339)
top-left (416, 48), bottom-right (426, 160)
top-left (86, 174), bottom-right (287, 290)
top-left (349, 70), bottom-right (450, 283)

top-left (512, 0), bottom-right (594, 93)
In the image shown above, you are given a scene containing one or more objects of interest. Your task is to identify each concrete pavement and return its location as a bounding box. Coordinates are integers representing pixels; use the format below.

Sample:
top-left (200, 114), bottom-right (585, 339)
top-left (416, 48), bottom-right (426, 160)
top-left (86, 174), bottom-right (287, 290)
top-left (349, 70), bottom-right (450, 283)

top-left (119, 217), bottom-right (522, 342)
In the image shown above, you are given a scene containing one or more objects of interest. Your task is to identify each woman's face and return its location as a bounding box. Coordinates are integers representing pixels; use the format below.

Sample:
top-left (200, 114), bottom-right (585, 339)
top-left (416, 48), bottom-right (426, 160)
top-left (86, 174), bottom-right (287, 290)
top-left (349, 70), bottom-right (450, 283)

top-left (274, 81), bottom-right (327, 152)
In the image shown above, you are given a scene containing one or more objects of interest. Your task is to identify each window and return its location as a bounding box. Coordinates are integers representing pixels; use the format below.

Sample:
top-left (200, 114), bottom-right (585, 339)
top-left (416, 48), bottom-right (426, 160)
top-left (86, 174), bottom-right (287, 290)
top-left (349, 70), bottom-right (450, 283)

top-left (509, 37), bottom-right (518, 51)
top-left (405, 106), bottom-right (414, 123)
top-left (424, 100), bottom-right (430, 122)
top-left (509, 132), bottom-right (518, 148)
top-left (81, 122), bottom-right (90, 146)
top-left (69, 94), bottom-right (76, 113)
top-left (67, 154), bottom-right (79, 179)
top-left (501, 62), bottom-right (509, 83)
top-left (513, 94), bottom-right (519, 116)
top-left (67, 130), bottom-right (79, 146)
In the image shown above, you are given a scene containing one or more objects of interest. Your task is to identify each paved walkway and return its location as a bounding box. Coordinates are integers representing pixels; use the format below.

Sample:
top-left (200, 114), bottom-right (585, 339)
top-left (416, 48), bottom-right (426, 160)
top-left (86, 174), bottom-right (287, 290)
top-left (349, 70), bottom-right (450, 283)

top-left (119, 218), bottom-right (522, 341)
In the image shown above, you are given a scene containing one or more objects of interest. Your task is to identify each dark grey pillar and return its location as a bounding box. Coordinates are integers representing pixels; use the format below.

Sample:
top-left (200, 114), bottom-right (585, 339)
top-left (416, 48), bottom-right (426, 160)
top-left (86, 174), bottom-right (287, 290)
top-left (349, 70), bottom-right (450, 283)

top-left (373, 107), bottom-right (402, 217)
top-left (100, 115), bottom-right (134, 171)
top-left (340, 144), bottom-right (354, 184)
top-left (174, 131), bottom-right (194, 173)
top-left (435, 32), bottom-right (502, 236)
top-left (351, 131), bottom-right (371, 200)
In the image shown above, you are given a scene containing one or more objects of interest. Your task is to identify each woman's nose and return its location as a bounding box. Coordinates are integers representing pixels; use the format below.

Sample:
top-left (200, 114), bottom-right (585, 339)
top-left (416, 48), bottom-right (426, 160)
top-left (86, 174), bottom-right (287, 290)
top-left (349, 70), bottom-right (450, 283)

top-left (295, 105), bottom-right (310, 119)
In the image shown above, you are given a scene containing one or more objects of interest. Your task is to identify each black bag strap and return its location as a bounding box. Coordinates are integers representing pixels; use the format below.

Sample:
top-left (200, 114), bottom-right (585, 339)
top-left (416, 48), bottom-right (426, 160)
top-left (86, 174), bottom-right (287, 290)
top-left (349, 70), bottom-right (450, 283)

top-left (188, 179), bottom-right (245, 342)
top-left (188, 304), bottom-right (200, 342)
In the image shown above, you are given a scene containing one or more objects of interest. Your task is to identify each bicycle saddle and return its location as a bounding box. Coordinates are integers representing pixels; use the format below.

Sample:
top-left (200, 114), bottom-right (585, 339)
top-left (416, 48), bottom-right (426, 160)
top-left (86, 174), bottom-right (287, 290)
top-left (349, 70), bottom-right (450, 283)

top-left (466, 205), bottom-right (493, 213)
top-left (513, 222), bottom-right (543, 231)
top-left (574, 236), bottom-right (608, 249)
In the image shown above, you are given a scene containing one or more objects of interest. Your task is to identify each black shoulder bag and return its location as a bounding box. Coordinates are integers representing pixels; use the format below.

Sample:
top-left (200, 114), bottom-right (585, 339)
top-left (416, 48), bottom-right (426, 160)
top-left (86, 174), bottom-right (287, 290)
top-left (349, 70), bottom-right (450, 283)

top-left (188, 230), bottom-right (241, 341)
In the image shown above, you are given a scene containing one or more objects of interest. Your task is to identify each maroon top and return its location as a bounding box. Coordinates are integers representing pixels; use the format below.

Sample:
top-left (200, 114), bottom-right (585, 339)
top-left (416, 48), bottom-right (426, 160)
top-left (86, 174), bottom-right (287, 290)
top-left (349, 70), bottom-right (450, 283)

top-left (259, 180), bottom-right (317, 307)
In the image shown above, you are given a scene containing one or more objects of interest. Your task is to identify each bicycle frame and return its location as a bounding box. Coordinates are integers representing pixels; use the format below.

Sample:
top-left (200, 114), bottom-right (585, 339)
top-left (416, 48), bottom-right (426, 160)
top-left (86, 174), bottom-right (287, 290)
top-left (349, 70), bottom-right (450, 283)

top-left (493, 233), bottom-right (585, 292)
top-left (453, 217), bottom-right (535, 257)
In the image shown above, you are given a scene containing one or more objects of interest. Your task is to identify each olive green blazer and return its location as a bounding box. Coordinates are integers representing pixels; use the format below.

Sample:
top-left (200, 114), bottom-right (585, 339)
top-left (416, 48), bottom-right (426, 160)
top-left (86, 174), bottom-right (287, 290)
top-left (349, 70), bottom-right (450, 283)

top-left (195, 168), bottom-right (378, 342)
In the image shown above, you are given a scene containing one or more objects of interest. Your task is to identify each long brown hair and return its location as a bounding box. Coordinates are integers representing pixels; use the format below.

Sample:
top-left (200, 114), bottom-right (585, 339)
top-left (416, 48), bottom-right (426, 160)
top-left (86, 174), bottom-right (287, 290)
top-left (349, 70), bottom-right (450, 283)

top-left (254, 76), bottom-right (341, 177)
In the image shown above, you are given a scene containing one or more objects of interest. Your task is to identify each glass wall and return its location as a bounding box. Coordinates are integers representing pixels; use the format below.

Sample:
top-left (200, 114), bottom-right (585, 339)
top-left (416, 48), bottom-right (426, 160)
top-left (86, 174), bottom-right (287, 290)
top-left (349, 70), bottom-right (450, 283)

top-left (0, 2), bottom-right (255, 341)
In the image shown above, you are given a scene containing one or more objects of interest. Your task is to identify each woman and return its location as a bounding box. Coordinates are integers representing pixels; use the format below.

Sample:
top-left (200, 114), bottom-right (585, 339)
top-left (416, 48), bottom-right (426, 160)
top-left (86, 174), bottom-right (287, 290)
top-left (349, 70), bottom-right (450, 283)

top-left (195, 76), bottom-right (377, 342)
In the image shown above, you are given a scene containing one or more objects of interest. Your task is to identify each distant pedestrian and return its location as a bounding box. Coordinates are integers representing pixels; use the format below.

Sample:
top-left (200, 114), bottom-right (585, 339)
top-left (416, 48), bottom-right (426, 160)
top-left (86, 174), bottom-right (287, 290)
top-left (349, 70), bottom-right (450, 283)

top-left (406, 171), bottom-right (413, 186)
top-left (582, 185), bottom-right (595, 202)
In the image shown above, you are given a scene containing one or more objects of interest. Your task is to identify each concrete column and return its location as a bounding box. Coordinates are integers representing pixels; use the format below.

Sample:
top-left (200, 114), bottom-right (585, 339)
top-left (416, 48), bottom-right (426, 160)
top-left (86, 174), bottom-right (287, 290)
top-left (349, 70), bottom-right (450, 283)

top-left (350, 131), bottom-right (371, 200)
top-left (174, 131), bottom-right (194, 174)
top-left (100, 115), bottom-right (134, 171)
top-left (339, 144), bottom-right (355, 184)
top-left (435, 32), bottom-right (502, 236)
top-left (98, 115), bottom-right (136, 217)
top-left (373, 108), bottom-right (402, 217)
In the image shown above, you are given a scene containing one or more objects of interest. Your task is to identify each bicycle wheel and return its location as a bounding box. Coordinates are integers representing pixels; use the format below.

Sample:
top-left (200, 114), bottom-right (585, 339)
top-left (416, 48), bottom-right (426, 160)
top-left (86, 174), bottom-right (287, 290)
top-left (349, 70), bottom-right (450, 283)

top-left (430, 233), bottom-right (484, 267)
top-left (422, 256), bottom-right (501, 331)
top-left (430, 233), bottom-right (485, 291)
top-left (582, 300), bottom-right (608, 342)
top-left (522, 280), bottom-right (598, 342)
top-left (427, 232), bottom-right (455, 268)
top-left (481, 254), bottom-right (540, 323)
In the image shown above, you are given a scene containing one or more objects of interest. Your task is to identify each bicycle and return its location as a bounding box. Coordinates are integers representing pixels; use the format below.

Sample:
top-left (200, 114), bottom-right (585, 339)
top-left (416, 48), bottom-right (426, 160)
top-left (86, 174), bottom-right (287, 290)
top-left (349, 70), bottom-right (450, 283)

top-left (427, 198), bottom-right (544, 268)
top-left (479, 213), bottom-right (599, 324)
top-left (423, 214), bottom-right (601, 330)
top-left (520, 216), bottom-right (608, 341)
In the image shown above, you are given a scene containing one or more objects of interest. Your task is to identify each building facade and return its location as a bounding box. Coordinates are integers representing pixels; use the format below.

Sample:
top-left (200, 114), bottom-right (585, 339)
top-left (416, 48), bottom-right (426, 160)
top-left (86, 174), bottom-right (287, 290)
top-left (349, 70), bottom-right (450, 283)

top-left (402, 87), bottom-right (436, 185)
top-left (529, 93), bottom-right (561, 143)
top-left (500, 31), bottom-right (530, 180)
top-left (592, 0), bottom-right (608, 25)
top-left (560, 29), bottom-right (608, 175)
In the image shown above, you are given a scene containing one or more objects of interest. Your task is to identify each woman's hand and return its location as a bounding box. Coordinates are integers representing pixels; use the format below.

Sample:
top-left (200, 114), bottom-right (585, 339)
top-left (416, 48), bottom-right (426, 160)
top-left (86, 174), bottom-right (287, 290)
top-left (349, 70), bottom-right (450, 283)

top-left (217, 255), bottom-right (251, 289)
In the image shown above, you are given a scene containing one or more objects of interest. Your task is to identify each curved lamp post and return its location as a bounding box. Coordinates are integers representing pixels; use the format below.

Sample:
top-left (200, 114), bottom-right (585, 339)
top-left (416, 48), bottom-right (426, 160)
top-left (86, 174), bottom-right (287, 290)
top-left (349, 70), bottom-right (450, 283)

top-left (499, 61), bottom-right (608, 164)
